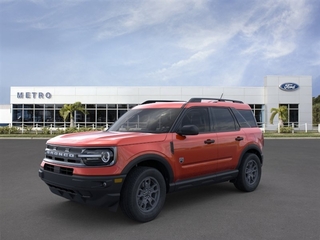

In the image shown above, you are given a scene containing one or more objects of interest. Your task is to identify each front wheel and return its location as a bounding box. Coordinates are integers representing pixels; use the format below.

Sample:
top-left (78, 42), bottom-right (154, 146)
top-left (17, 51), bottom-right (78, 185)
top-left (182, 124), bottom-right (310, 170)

top-left (120, 167), bottom-right (166, 222)
top-left (233, 153), bottom-right (261, 192)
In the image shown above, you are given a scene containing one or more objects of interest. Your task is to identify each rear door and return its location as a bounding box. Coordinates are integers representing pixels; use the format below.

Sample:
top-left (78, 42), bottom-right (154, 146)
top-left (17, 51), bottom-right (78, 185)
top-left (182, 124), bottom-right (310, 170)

top-left (210, 107), bottom-right (245, 172)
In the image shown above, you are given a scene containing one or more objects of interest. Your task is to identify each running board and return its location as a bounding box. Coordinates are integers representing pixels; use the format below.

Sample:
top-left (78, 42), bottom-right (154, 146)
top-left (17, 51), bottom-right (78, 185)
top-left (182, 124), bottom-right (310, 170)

top-left (168, 170), bottom-right (238, 192)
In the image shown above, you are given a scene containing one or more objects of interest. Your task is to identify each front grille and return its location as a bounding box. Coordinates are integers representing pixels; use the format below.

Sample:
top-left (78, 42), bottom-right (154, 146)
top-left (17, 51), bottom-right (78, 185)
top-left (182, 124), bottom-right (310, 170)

top-left (45, 145), bottom-right (85, 165)
top-left (60, 167), bottom-right (73, 176)
top-left (44, 163), bottom-right (74, 176)
top-left (44, 163), bottom-right (54, 172)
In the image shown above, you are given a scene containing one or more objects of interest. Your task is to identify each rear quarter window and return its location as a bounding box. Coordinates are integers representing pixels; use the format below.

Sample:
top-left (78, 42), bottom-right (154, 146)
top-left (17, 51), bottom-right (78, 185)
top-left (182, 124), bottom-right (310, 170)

top-left (233, 109), bottom-right (258, 127)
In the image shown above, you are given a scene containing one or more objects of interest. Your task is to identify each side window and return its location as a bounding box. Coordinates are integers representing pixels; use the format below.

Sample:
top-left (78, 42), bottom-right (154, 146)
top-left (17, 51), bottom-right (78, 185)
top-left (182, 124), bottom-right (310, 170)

top-left (180, 108), bottom-right (210, 133)
top-left (237, 109), bottom-right (258, 127)
top-left (231, 108), bottom-right (252, 128)
top-left (211, 107), bottom-right (238, 132)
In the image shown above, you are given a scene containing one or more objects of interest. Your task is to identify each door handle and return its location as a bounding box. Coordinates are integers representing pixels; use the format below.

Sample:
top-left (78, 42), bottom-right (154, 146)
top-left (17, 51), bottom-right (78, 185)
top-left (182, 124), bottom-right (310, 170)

top-left (235, 136), bottom-right (244, 141)
top-left (204, 139), bottom-right (215, 144)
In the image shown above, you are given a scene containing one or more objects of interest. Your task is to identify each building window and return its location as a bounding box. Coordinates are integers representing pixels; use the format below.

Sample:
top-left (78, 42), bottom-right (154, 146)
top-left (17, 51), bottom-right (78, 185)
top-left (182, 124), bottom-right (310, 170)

top-left (11, 103), bottom-right (139, 128)
top-left (129, 104), bottom-right (138, 109)
top-left (34, 109), bottom-right (44, 125)
top-left (54, 105), bottom-right (64, 126)
top-left (97, 109), bottom-right (106, 127)
top-left (81, 104), bottom-right (95, 127)
top-left (12, 104), bottom-right (23, 125)
top-left (118, 104), bottom-right (128, 119)
top-left (280, 104), bottom-right (299, 127)
top-left (249, 104), bottom-right (265, 127)
top-left (44, 108), bottom-right (54, 126)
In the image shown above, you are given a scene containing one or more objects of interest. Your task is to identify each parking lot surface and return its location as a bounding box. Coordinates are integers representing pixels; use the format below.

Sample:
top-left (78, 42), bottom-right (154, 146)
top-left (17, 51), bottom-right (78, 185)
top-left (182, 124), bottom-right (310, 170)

top-left (1, 139), bottom-right (320, 240)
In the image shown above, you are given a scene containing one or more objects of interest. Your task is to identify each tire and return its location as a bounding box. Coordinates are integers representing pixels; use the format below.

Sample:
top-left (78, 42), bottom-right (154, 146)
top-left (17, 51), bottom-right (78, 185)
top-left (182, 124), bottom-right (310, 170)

top-left (120, 167), bottom-right (166, 222)
top-left (233, 153), bottom-right (261, 192)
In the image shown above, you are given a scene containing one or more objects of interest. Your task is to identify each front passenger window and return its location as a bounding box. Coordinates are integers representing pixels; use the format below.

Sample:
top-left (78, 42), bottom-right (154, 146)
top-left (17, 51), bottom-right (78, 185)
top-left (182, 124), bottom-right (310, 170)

top-left (180, 108), bottom-right (210, 133)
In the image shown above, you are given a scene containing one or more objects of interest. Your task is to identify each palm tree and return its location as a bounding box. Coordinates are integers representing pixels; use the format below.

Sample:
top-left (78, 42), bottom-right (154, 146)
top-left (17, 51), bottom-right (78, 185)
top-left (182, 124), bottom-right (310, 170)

top-left (270, 106), bottom-right (288, 127)
top-left (59, 102), bottom-right (87, 127)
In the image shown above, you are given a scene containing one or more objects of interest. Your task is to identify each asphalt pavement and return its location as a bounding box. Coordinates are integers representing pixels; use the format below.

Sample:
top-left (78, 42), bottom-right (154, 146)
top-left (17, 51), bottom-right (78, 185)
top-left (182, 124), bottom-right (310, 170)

top-left (1, 139), bottom-right (319, 240)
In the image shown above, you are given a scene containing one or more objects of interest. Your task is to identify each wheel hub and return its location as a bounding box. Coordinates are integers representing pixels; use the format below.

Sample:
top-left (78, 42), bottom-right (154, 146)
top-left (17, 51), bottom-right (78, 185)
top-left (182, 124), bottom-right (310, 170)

top-left (136, 177), bottom-right (160, 212)
top-left (245, 160), bottom-right (257, 185)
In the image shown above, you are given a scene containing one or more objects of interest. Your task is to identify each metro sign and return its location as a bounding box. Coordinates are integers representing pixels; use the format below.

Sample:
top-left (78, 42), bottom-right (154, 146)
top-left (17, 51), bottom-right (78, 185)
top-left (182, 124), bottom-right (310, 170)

top-left (16, 92), bottom-right (52, 99)
top-left (279, 83), bottom-right (299, 91)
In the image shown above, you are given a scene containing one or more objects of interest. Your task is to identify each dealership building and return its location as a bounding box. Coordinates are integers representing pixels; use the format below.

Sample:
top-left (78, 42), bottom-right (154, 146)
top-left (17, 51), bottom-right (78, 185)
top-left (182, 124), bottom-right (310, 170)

top-left (0, 75), bottom-right (314, 131)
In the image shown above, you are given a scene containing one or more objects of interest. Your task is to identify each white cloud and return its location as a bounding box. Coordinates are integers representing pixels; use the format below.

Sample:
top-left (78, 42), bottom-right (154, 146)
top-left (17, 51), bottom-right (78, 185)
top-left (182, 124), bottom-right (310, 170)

top-left (96, 0), bottom-right (206, 40)
top-left (152, 49), bottom-right (214, 76)
top-left (1, 0), bottom-right (319, 105)
top-left (240, 0), bottom-right (312, 59)
top-left (310, 41), bottom-right (320, 66)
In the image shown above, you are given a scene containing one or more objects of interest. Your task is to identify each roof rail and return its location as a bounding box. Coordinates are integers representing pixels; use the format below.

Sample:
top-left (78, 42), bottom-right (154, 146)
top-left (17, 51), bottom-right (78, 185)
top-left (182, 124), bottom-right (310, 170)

top-left (141, 100), bottom-right (185, 105)
top-left (188, 98), bottom-right (243, 104)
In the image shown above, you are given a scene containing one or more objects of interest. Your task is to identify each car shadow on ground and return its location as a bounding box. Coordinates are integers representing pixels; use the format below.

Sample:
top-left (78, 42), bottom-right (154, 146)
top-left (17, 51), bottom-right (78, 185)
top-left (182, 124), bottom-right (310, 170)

top-left (37, 182), bottom-right (241, 225)
top-left (164, 182), bottom-right (239, 209)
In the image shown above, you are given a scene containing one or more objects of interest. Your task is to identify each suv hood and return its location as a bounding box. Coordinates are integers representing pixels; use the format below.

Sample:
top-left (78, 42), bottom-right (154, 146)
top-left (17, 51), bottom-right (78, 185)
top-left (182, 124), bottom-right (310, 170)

top-left (47, 131), bottom-right (168, 147)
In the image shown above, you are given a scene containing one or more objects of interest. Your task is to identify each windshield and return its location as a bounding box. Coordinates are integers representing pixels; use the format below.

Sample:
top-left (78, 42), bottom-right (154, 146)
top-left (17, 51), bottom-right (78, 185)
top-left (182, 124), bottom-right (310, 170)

top-left (109, 108), bottom-right (181, 133)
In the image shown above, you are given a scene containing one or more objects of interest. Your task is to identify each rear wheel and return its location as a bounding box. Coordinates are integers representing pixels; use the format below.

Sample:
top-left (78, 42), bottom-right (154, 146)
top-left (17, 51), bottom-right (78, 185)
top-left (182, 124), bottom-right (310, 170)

top-left (234, 153), bottom-right (261, 192)
top-left (120, 167), bottom-right (166, 222)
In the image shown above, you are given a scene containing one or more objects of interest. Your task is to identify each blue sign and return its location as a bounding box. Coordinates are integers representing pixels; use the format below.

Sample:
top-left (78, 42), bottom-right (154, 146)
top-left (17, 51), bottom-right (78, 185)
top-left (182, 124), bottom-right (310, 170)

top-left (279, 83), bottom-right (299, 91)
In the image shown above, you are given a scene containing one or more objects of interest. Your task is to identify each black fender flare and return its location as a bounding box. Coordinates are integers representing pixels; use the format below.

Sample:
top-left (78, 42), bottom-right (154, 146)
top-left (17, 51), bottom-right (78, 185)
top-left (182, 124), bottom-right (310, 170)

top-left (237, 144), bottom-right (264, 169)
top-left (121, 154), bottom-right (174, 184)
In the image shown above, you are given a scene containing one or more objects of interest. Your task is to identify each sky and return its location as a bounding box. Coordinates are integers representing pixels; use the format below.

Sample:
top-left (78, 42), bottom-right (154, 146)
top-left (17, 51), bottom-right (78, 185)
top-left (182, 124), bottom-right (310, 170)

top-left (0, 0), bottom-right (319, 104)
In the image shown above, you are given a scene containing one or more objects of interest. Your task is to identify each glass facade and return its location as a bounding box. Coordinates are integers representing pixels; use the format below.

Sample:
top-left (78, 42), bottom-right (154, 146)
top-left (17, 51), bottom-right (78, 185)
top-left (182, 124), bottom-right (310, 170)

top-left (279, 104), bottom-right (299, 127)
top-left (12, 103), bottom-right (267, 128)
top-left (249, 104), bottom-right (265, 127)
top-left (12, 103), bottom-right (139, 128)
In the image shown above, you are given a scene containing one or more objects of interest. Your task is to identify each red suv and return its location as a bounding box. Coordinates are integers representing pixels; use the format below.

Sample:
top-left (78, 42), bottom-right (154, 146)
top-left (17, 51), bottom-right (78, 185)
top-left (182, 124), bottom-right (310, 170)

top-left (39, 98), bottom-right (264, 222)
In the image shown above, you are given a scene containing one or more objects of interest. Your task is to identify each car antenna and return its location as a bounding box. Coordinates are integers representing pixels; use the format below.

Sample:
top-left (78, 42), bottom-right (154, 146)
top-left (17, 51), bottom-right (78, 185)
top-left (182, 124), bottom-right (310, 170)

top-left (219, 93), bottom-right (224, 100)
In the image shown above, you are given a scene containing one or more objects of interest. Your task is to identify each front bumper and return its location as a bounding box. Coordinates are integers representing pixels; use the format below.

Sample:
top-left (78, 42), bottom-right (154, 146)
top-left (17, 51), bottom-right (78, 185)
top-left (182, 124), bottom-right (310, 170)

top-left (39, 167), bottom-right (126, 210)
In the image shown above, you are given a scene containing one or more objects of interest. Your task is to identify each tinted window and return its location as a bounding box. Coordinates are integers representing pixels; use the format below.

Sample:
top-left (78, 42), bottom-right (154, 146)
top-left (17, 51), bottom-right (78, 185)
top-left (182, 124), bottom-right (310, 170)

top-left (231, 109), bottom-right (251, 128)
top-left (237, 109), bottom-right (258, 127)
top-left (211, 107), bottom-right (237, 132)
top-left (109, 108), bottom-right (181, 133)
top-left (180, 108), bottom-right (210, 133)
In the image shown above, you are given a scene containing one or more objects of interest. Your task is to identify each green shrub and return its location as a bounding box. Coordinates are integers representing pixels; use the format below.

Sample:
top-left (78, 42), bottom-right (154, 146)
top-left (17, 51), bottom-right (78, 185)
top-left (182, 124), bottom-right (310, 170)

top-left (7, 126), bottom-right (20, 134)
top-left (0, 125), bottom-right (104, 135)
top-left (0, 126), bottom-right (9, 134)
top-left (41, 127), bottom-right (51, 135)
top-left (65, 127), bottom-right (78, 133)
top-left (0, 126), bottom-right (20, 134)
top-left (280, 126), bottom-right (294, 133)
top-left (78, 127), bottom-right (91, 132)
top-left (55, 128), bottom-right (65, 134)
top-left (23, 126), bottom-right (33, 134)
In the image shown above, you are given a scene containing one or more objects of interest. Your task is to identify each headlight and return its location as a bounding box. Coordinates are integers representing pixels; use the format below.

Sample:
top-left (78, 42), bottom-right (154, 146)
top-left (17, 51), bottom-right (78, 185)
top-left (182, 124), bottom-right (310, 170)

top-left (78, 148), bottom-right (116, 166)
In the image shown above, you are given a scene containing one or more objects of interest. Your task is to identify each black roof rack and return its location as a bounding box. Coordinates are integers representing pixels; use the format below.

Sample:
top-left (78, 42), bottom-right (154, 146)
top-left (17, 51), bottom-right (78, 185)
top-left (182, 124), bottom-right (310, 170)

top-left (141, 100), bottom-right (185, 105)
top-left (188, 98), bottom-right (243, 104)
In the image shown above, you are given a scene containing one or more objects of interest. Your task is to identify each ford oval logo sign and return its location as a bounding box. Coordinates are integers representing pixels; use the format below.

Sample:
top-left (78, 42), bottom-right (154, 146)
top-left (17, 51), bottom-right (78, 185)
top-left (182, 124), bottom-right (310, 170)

top-left (279, 83), bottom-right (300, 91)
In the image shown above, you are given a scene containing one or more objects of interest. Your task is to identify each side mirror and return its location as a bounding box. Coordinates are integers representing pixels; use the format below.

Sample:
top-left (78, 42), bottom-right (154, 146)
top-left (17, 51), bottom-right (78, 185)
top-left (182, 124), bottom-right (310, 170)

top-left (176, 125), bottom-right (199, 136)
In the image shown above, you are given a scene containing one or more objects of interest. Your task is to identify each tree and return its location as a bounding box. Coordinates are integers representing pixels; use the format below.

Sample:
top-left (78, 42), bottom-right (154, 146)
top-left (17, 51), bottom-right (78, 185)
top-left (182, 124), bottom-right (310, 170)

top-left (312, 95), bottom-right (320, 105)
top-left (59, 102), bottom-right (87, 127)
top-left (312, 95), bottom-right (320, 124)
top-left (313, 103), bottom-right (320, 124)
top-left (270, 106), bottom-right (288, 127)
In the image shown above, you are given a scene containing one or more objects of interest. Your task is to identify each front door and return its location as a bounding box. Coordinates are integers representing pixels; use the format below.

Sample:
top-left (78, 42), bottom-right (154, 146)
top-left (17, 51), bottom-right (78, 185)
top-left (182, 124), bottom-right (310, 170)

top-left (172, 107), bottom-right (218, 180)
